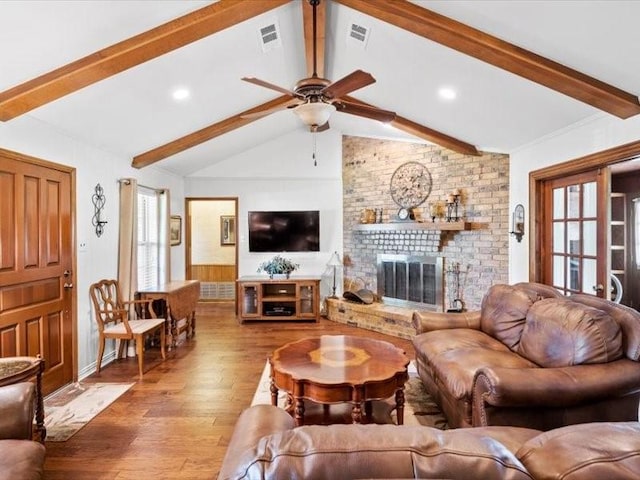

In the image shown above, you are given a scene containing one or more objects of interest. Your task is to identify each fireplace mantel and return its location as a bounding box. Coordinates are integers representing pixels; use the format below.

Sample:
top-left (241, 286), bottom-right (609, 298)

top-left (353, 220), bottom-right (469, 232)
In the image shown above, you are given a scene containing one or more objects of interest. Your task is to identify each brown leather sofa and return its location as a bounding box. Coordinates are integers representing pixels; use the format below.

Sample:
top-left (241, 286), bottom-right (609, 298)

top-left (412, 282), bottom-right (640, 430)
top-left (0, 382), bottom-right (45, 480)
top-left (218, 404), bottom-right (640, 479)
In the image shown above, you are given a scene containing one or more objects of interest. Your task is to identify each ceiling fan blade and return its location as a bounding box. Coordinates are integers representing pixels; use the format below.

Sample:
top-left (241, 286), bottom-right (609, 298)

top-left (311, 121), bottom-right (330, 133)
top-left (241, 77), bottom-right (296, 97)
top-left (321, 70), bottom-right (376, 99)
top-left (334, 100), bottom-right (396, 123)
top-left (241, 98), bottom-right (302, 119)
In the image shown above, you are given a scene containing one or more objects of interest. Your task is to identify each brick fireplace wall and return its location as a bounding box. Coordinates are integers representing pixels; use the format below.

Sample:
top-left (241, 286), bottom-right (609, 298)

top-left (342, 136), bottom-right (510, 313)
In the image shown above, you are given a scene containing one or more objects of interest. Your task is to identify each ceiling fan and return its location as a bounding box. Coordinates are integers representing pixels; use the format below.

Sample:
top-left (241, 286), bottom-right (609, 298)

top-left (241, 0), bottom-right (396, 132)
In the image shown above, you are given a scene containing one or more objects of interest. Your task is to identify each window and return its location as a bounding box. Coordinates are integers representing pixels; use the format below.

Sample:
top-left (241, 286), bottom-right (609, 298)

top-left (137, 187), bottom-right (161, 289)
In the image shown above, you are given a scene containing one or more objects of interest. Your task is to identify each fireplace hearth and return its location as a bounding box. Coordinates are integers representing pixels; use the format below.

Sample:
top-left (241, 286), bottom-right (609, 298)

top-left (377, 254), bottom-right (444, 311)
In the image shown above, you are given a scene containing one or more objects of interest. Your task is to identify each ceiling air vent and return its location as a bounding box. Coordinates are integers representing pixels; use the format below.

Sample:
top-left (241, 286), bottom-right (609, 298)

top-left (347, 21), bottom-right (370, 49)
top-left (258, 21), bottom-right (282, 53)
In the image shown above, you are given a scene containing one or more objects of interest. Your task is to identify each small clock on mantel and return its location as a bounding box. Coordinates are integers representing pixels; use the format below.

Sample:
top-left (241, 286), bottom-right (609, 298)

top-left (390, 161), bottom-right (432, 221)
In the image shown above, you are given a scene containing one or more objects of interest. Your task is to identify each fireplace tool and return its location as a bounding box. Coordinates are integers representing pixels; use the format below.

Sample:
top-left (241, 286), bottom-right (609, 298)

top-left (446, 262), bottom-right (464, 312)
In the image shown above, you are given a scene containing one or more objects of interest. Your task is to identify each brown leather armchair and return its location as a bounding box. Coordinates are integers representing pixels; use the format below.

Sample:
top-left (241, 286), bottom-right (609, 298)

top-left (0, 382), bottom-right (45, 480)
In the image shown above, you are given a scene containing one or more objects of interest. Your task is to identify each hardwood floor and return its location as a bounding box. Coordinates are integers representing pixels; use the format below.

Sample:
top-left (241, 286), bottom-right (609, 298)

top-left (43, 302), bottom-right (415, 479)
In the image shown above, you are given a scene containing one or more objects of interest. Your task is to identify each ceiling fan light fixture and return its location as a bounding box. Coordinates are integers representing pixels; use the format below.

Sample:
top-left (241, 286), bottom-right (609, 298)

top-left (294, 101), bottom-right (336, 127)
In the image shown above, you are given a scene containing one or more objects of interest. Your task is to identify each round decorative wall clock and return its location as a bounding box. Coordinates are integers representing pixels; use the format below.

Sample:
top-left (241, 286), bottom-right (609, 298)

top-left (389, 161), bottom-right (432, 218)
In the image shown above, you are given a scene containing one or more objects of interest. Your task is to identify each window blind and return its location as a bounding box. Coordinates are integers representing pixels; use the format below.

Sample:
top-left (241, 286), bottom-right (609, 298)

top-left (137, 187), bottom-right (160, 289)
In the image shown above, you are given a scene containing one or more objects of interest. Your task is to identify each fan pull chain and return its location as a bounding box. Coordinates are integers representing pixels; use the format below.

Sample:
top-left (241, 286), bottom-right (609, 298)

top-left (313, 130), bottom-right (317, 166)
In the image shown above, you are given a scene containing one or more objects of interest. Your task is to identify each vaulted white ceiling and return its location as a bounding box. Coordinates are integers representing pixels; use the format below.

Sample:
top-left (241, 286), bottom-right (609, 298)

top-left (1, 0), bottom-right (639, 176)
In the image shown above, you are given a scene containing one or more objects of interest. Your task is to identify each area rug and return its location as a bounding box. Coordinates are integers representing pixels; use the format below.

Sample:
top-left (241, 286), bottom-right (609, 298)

top-left (44, 382), bottom-right (134, 441)
top-left (251, 361), bottom-right (448, 429)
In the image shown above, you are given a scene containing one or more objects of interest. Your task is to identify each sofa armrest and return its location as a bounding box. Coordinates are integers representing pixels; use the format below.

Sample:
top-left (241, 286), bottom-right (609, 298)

top-left (218, 405), bottom-right (295, 480)
top-left (473, 359), bottom-right (640, 413)
top-left (0, 382), bottom-right (35, 440)
top-left (412, 310), bottom-right (481, 334)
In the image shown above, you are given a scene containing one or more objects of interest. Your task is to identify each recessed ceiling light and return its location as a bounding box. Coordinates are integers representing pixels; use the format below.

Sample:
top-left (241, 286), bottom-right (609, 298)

top-left (438, 87), bottom-right (457, 101)
top-left (172, 87), bottom-right (191, 101)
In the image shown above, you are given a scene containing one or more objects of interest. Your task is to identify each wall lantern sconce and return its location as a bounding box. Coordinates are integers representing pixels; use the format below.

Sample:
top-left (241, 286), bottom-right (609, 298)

top-left (92, 183), bottom-right (108, 237)
top-left (327, 251), bottom-right (342, 298)
top-left (510, 204), bottom-right (525, 243)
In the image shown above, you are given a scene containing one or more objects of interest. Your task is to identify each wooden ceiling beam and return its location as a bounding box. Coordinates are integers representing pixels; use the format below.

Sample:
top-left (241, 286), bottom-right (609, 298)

top-left (0, 0), bottom-right (291, 121)
top-left (132, 95), bottom-right (293, 168)
top-left (303, 0), bottom-right (326, 78)
top-left (334, 0), bottom-right (640, 119)
top-left (344, 95), bottom-right (480, 156)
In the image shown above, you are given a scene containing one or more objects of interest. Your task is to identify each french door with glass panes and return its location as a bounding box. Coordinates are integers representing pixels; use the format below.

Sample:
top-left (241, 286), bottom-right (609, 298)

top-left (543, 170), bottom-right (608, 297)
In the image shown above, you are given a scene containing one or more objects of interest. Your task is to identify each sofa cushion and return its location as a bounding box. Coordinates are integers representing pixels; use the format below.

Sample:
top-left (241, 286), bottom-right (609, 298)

top-left (480, 284), bottom-right (538, 349)
top-left (226, 423), bottom-right (535, 480)
top-left (414, 329), bottom-right (537, 401)
top-left (517, 422), bottom-right (640, 480)
top-left (413, 328), bottom-right (512, 359)
top-left (572, 294), bottom-right (640, 361)
top-left (517, 298), bottom-right (623, 367)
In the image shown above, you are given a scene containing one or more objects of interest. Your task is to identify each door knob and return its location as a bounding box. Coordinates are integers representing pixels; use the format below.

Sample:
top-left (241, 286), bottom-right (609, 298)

top-left (592, 284), bottom-right (604, 292)
top-left (64, 270), bottom-right (71, 277)
top-left (64, 283), bottom-right (74, 289)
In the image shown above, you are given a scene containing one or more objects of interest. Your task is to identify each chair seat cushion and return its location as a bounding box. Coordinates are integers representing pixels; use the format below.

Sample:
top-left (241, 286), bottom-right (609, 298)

top-left (104, 318), bottom-right (165, 335)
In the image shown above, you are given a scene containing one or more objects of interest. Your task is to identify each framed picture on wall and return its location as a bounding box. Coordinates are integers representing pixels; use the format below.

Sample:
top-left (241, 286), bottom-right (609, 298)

top-left (221, 215), bottom-right (235, 246)
top-left (170, 215), bottom-right (182, 246)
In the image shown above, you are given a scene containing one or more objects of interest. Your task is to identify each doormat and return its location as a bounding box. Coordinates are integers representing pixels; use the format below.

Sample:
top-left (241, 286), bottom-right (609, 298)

top-left (251, 361), bottom-right (448, 429)
top-left (44, 382), bottom-right (134, 441)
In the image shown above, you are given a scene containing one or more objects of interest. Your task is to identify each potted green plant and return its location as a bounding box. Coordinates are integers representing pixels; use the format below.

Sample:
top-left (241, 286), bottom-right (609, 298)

top-left (257, 255), bottom-right (299, 279)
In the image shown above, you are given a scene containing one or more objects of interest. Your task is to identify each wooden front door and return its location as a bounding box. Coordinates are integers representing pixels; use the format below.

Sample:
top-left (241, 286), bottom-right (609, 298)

top-left (0, 148), bottom-right (75, 395)
top-left (540, 170), bottom-right (609, 297)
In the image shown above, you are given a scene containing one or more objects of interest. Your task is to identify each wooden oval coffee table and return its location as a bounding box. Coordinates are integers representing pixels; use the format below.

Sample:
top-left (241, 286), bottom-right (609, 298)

top-left (269, 335), bottom-right (409, 426)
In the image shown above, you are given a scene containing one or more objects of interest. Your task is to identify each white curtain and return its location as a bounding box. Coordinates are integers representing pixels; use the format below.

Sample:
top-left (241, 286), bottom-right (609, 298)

top-left (118, 178), bottom-right (138, 302)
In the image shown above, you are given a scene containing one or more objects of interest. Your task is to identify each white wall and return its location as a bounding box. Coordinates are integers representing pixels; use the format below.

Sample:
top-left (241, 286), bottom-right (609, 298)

top-left (0, 116), bottom-right (185, 378)
top-left (509, 113), bottom-right (640, 282)
top-left (186, 129), bottom-right (343, 282)
top-left (190, 200), bottom-right (236, 264)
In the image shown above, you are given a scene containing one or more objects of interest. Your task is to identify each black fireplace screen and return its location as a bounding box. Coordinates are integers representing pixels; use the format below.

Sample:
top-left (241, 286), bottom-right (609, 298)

top-left (378, 255), bottom-right (443, 311)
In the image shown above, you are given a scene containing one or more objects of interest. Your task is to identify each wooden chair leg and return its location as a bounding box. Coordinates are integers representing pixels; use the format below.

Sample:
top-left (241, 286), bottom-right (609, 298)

top-left (171, 318), bottom-right (178, 348)
top-left (159, 327), bottom-right (166, 360)
top-left (135, 336), bottom-right (144, 378)
top-left (96, 338), bottom-right (105, 373)
top-left (118, 339), bottom-right (126, 359)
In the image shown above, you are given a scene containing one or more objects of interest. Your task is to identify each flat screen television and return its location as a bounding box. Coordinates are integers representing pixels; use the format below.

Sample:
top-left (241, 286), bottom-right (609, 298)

top-left (248, 210), bottom-right (320, 252)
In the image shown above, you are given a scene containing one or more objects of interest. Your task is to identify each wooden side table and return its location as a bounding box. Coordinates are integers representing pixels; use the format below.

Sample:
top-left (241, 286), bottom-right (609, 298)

top-left (137, 280), bottom-right (200, 348)
top-left (0, 356), bottom-right (45, 442)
